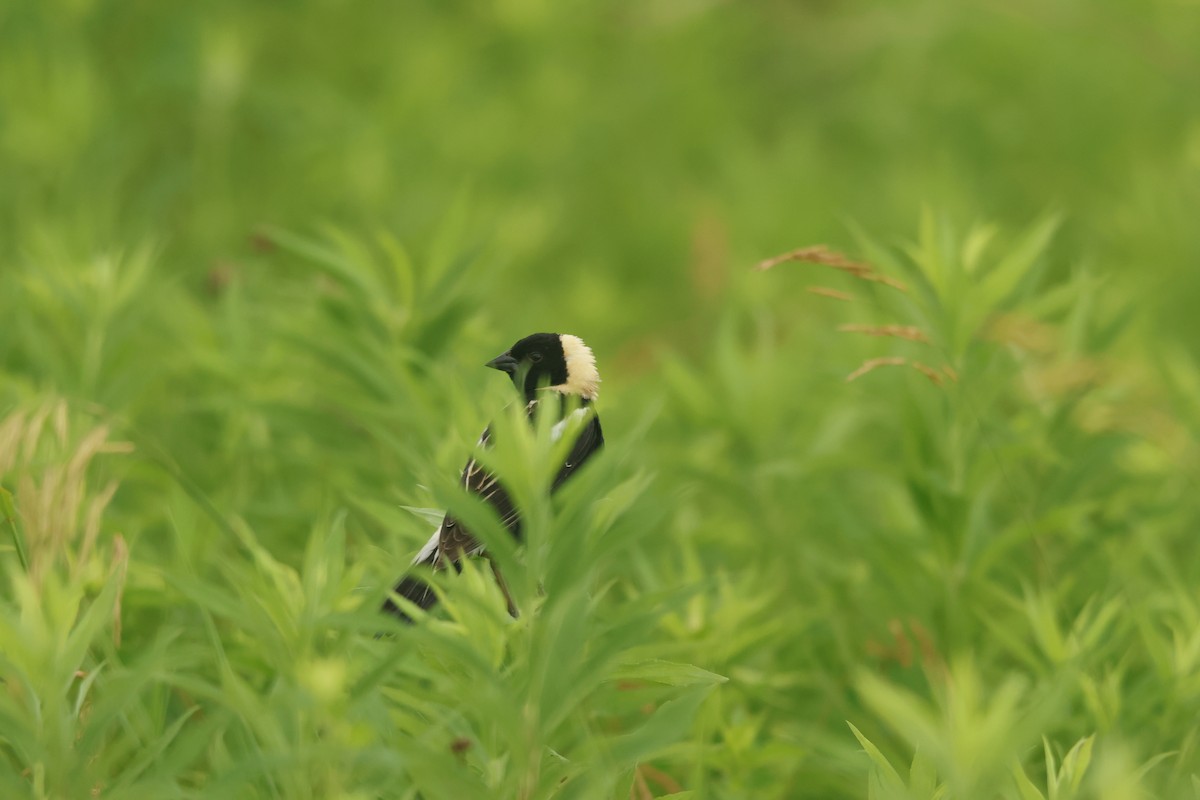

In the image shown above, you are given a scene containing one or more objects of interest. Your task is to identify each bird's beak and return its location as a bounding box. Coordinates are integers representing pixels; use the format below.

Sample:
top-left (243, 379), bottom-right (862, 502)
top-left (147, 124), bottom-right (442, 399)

top-left (485, 351), bottom-right (518, 374)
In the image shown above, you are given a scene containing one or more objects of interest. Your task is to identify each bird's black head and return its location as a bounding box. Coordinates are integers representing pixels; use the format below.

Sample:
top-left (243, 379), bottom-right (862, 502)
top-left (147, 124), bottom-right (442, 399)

top-left (485, 332), bottom-right (599, 402)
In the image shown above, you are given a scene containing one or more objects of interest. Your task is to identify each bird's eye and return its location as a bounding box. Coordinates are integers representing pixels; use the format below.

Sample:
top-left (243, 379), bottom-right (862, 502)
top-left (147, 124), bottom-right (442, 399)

top-left (529, 352), bottom-right (543, 363)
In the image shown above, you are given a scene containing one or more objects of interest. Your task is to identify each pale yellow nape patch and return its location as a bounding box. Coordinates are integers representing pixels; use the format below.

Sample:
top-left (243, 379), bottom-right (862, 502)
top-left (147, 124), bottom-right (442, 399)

top-left (552, 334), bottom-right (600, 400)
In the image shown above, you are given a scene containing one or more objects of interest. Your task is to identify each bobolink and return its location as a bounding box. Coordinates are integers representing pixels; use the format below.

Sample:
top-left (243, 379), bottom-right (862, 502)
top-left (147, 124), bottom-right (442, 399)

top-left (382, 333), bottom-right (604, 621)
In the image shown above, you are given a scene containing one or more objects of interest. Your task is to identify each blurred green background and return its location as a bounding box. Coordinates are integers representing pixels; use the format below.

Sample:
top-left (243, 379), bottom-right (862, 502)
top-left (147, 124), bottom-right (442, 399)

top-left (5, 0), bottom-right (1200, 349)
top-left (3, 0), bottom-right (1200, 798)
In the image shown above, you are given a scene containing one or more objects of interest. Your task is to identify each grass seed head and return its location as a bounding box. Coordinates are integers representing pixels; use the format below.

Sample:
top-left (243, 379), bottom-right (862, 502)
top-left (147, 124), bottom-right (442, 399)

top-left (756, 245), bottom-right (908, 291)
top-left (845, 357), bottom-right (909, 382)
top-left (838, 324), bottom-right (929, 343)
top-left (806, 286), bottom-right (855, 301)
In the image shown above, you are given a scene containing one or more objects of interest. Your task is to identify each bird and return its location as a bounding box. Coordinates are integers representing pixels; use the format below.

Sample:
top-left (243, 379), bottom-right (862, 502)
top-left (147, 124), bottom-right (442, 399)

top-left (382, 332), bottom-right (604, 621)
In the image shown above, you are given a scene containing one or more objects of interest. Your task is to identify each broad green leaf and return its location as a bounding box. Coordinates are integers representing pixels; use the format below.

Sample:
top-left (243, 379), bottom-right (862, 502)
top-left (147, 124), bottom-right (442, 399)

top-left (0, 487), bottom-right (28, 572)
top-left (612, 659), bottom-right (727, 688)
top-left (848, 722), bottom-right (909, 795)
top-left (1011, 761), bottom-right (1047, 800)
top-left (603, 687), bottom-right (713, 767)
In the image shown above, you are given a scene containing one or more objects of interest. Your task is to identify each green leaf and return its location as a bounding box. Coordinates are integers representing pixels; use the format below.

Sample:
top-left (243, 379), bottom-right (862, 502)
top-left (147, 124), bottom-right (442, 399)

top-left (399, 505), bottom-right (448, 527)
top-left (848, 722), bottom-right (909, 795)
top-left (979, 215), bottom-right (1060, 306)
top-left (0, 486), bottom-right (29, 572)
top-left (910, 748), bottom-right (939, 798)
top-left (265, 226), bottom-right (379, 301)
top-left (603, 687), bottom-right (713, 767)
top-left (1011, 760), bottom-right (1047, 800)
top-left (612, 659), bottom-right (728, 688)
top-left (1059, 735), bottom-right (1095, 794)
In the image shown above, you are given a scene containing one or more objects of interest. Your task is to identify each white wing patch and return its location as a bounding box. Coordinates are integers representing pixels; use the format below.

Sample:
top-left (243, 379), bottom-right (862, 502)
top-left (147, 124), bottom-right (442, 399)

top-left (412, 527), bottom-right (441, 566)
top-left (551, 407), bottom-right (590, 442)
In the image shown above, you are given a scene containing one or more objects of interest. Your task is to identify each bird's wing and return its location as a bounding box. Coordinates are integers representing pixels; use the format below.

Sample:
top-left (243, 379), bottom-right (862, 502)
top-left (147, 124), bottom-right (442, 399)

top-left (388, 403), bottom-right (537, 618)
top-left (436, 422), bottom-right (518, 562)
top-left (552, 408), bottom-right (604, 491)
top-left (436, 403), bottom-right (603, 563)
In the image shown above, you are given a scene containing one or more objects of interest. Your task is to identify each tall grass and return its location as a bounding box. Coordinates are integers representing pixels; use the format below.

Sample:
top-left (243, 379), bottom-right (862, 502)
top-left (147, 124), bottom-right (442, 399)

top-left (3, 212), bottom-right (1198, 797)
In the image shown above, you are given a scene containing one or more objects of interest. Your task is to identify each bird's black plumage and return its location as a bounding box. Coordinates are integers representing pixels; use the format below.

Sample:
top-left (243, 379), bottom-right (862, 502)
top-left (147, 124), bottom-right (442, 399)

top-left (382, 333), bottom-right (604, 620)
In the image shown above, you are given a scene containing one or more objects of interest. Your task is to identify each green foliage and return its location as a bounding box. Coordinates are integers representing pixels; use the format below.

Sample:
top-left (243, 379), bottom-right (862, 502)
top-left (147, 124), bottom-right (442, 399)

top-left (2, 1), bottom-right (1200, 798)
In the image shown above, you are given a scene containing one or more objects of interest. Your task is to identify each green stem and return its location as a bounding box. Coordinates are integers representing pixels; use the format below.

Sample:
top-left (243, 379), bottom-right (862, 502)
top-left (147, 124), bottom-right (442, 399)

top-left (1, 486), bottom-right (30, 573)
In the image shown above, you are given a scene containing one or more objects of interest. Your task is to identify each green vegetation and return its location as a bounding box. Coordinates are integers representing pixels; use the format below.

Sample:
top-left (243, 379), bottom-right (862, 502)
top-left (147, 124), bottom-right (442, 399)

top-left (3, 1), bottom-right (1200, 797)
